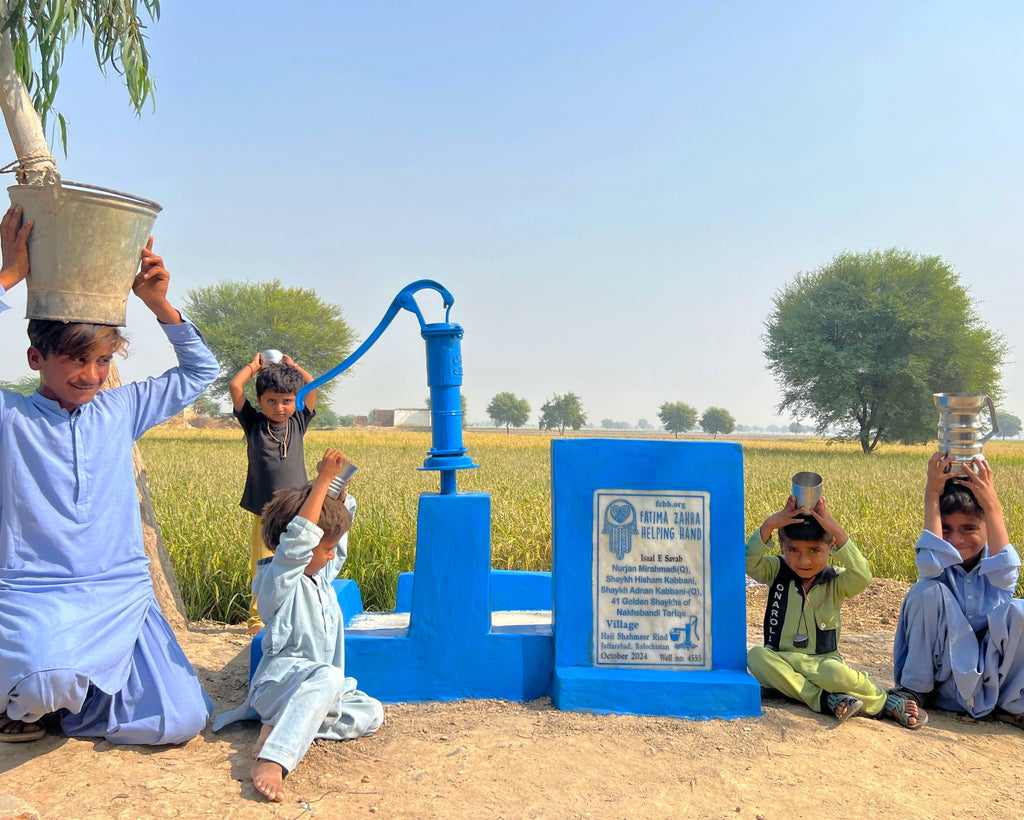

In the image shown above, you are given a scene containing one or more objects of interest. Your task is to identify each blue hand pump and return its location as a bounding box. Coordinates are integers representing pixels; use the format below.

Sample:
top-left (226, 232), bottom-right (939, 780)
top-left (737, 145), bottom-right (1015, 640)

top-left (295, 280), bottom-right (477, 495)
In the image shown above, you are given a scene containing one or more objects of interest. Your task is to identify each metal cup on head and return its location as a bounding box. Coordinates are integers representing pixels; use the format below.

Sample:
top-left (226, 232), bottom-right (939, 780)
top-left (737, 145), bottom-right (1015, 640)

top-left (261, 349), bottom-right (284, 365)
top-left (792, 471), bottom-right (823, 512)
top-left (326, 457), bottom-right (358, 499)
top-left (933, 393), bottom-right (998, 475)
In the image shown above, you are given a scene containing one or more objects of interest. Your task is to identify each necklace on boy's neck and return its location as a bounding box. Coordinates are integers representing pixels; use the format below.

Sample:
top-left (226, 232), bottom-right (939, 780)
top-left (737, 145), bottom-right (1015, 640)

top-left (266, 418), bottom-right (289, 458)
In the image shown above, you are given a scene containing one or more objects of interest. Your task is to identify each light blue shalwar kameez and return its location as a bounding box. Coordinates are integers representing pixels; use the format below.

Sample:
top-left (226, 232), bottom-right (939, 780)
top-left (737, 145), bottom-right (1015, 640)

top-left (212, 503), bottom-right (383, 774)
top-left (0, 296), bottom-right (219, 744)
top-left (893, 529), bottom-right (1024, 717)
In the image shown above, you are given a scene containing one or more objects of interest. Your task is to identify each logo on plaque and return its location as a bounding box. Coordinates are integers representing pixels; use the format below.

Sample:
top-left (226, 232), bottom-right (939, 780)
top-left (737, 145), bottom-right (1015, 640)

top-left (593, 490), bottom-right (711, 670)
top-left (602, 499), bottom-right (638, 560)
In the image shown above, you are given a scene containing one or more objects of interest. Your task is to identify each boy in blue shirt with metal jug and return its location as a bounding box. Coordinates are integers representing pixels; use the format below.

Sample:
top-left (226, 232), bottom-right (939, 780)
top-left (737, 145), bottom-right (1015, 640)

top-left (893, 452), bottom-right (1024, 727)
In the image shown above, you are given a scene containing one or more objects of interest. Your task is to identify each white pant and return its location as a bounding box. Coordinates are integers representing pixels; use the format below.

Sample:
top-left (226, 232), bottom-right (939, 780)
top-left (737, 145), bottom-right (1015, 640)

top-left (252, 664), bottom-right (383, 774)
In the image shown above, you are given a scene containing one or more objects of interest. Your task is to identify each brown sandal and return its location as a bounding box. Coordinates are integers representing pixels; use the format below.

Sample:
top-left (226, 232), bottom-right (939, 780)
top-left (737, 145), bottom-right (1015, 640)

top-left (0, 714), bottom-right (45, 743)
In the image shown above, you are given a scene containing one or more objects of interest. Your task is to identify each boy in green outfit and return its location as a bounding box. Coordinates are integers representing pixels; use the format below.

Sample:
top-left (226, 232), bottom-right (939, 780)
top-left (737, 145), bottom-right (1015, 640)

top-left (747, 494), bottom-right (926, 728)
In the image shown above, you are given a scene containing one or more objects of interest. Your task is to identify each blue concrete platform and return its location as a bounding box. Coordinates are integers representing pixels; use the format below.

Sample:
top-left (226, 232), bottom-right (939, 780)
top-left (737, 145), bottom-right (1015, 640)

top-left (344, 492), bottom-right (552, 701)
top-left (395, 569), bottom-right (552, 612)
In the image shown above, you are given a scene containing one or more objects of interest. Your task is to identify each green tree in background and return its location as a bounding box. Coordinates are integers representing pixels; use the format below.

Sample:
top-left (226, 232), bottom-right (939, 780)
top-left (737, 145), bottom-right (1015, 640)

top-left (486, 391), bottom-right (530, 433)
top-left (996, 411), bottom-right (1022, 439)
top-left (658, 401), bottom-right (698, 438)
top-left (764, 250), bottom-right (1006, 453)
top-left (0, 375), bottom-right (37, 395)
top-left (700, 406), bottom-right (735, 438)
top-left (309, 407), bottom-right (342, 429)
top-left (190, 395), bottom-right (222, 418)
top-left (637, 418), bottom-right (652, 431)
top-left (184, 280), bottom-right (356, 407)
top-left (539, 392), bottom-right (587, 435)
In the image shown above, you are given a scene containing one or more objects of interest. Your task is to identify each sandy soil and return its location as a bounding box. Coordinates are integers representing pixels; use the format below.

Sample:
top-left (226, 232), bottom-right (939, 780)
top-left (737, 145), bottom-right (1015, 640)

top-left (4, 580), bottom-right (1024, 819)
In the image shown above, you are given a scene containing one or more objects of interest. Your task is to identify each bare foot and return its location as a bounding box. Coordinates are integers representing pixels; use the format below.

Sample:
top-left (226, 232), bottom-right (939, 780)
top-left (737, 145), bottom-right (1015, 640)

top-left (246, 623), bottom-right (264, 638)
top-left (884, 690), bottom-right (928, 729)
top-left (253, 723), bottom-right (273, 757)
top-left (251, 758), bottom-right (285, 802)
top-left (827, 694), bottom-right (864, 723)
top-left (902, 699), bottom-right (920, 727)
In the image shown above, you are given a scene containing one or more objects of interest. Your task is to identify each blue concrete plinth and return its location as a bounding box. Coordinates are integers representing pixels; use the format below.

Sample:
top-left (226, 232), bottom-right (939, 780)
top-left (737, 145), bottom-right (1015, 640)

top-left (551, 439), bottom-right (760, 719)
top-left (553, 668), bottom-right (761, 719)
top-left (344, 492), bottom-right (553, 702)
top-left (394, 569), bottom-right (552, 612)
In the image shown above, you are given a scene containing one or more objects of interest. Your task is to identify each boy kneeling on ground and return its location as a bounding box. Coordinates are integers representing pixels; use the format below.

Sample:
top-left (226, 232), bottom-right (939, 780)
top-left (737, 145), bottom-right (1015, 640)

top-left (893, 452), bottom-right (1024, 727)
top-left (747, 493), bottom-right (925, 728)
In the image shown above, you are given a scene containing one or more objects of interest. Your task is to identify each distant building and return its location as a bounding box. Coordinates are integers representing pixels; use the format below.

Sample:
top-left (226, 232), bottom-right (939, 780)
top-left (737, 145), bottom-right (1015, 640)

top-left (369, 408), bottom-right (430, 427)
top-left (394, 408), bottom-right (430, 427)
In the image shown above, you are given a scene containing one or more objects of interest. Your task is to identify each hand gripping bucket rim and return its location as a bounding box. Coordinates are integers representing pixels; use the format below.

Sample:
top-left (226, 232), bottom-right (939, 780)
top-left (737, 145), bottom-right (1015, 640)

top-left (9, 180), bottom-right (162, 326)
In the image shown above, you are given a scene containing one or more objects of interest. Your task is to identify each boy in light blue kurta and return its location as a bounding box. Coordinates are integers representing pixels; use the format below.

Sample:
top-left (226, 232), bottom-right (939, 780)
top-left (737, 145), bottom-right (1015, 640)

top-left (0, 204), bottom-right (219, 744)
top-left (893, 452), bottom-right (1024, 724)
top-left (213, 448), bottom-right (383, 803)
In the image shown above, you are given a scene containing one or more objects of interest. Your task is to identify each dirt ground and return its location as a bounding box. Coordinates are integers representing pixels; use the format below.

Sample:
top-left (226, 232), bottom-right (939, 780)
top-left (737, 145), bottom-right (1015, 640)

top-left (4, 579), bottom-right (1024, 819)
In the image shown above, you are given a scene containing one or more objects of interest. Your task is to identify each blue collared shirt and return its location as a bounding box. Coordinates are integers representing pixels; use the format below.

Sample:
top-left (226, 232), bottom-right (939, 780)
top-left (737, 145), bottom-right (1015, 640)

top-left (0, 314), bottom-right (218, 696)
top-left (914, 529), bottom-right (1020, 632)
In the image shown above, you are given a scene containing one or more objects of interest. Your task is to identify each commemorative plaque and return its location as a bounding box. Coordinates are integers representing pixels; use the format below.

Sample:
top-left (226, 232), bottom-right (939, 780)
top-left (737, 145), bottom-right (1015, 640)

top-left (593, 490), bottom-right (711, 670)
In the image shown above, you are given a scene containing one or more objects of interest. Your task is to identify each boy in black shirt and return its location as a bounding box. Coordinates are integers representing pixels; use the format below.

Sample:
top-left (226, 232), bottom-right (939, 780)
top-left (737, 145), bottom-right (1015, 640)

top-left (230, 352), bottom-right (318, 634)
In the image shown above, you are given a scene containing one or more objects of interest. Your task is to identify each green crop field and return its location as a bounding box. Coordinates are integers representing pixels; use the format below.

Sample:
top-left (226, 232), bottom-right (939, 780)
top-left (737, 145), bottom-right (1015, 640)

top-left (138, 428), bottom-right (1024, 623)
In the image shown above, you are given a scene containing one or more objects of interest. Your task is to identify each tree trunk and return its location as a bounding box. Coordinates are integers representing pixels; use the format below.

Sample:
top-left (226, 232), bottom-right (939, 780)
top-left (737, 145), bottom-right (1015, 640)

top-left (104, 361), bottom-right (190, 632)
top-left (0, 3), bottom-right (59, 185)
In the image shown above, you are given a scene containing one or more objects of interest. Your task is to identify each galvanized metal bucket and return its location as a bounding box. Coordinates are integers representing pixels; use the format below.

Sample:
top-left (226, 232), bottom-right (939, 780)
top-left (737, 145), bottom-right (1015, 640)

top-left (8, 181), bottom-right (162, 326)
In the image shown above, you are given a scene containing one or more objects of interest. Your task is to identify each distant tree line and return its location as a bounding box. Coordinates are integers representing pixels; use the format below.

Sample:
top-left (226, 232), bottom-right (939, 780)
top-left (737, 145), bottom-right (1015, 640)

top-left (657, 401), bottom-right (736, 438)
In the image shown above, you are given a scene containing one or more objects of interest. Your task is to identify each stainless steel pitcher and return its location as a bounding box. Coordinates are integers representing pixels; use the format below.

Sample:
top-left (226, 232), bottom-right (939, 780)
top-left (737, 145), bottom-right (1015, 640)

top-left (933, 393), bottom-right (999, 474)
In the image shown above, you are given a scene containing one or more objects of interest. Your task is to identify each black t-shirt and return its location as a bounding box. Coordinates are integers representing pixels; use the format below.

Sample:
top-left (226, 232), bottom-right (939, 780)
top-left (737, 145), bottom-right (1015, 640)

top-left (235, 399), bottom-right (315, 515)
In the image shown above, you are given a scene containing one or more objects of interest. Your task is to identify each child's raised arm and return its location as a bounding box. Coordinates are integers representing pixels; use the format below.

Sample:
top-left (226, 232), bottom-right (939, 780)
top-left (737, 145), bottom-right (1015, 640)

top-left (131, 237), bottom-right (182, 325)
top-left (229, 353), bottom-right (263, 412)
top-left (806, 496), bottom-right (849, 549)
top-left (298, 449), bottom-right (346, 525)
top-left (958, 457), bottom-right (1010, 554)
top-left (924, 450), bottom-right (953, 538)
top-left (281, 353), bottom-right (318, 412)
top-left (758, 495), bottom-right (804, 544)
top-left (0, 204), bottom-right (33, 292)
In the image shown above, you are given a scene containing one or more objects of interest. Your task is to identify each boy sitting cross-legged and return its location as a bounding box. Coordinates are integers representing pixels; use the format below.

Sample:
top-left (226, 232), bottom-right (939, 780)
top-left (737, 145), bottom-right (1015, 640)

top-left (212, 448), bottom-right (383, 803)
top-left (893, 452), bottom-right (1024, 727)
top-left (747, 494), bottom-right (926, 728)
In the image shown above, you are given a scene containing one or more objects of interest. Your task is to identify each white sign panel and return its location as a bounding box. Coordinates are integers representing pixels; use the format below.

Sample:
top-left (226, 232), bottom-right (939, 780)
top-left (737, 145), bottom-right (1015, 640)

top-left (593, 490), bottom-right (711, 670)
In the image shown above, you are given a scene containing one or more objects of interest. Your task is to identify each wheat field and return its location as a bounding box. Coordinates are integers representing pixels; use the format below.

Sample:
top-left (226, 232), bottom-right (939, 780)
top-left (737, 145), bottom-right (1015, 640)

top-left (138, 428), bottom-right (1024, 622)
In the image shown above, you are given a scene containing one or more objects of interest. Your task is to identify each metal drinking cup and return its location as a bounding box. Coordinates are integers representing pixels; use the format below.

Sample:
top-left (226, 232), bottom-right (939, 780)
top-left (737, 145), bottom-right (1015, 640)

top-left (792, 471), bottom-right (823, 512)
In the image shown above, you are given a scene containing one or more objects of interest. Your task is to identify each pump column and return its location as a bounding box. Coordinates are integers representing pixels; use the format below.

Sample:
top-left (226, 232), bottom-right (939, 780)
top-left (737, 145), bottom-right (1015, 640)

top-left (421, 322), bottom-right (475, 494)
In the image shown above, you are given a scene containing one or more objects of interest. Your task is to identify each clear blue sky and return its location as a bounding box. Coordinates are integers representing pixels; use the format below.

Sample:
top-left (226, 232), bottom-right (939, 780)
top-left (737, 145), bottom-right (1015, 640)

top-left (1, 0), bottom-right (1021, 428)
